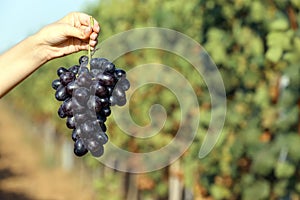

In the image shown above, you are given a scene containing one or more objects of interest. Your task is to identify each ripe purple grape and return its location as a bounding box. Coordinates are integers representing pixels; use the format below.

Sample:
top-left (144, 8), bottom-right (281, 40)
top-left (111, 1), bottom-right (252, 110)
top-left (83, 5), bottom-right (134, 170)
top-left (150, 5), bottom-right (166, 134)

top-left (74, 138), bottom-right (88, 157)
top-left (57, 67), bottom-right (69, 76)
top-left (52, 79), bottom-right (62, 90)
top-left (55, 85), bottom-right (69, 101)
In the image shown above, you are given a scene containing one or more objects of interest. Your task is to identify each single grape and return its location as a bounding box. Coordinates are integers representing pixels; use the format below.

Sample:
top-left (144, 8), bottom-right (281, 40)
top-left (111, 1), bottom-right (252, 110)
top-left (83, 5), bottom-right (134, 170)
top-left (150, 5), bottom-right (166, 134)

top-left (96, 73), bottom-right (116, 86)
top-left (60, 72), bottom-right (75, 86)
top-left (101, 106), bottom-right (111, 117)
top-left (66, 81), bottom-right (79, 95)
top-left (73, 87), bottom-right (90, 104)
top-left (68, 65), bottom-right (80, 75)
top-left (79, 55), bottom-right (89, 65)
top-left (57, 67), bottom-right (69, 77)
top-left (78, 66), bottom-right (89, 75)
top-left (87, 95), bottom-right (102, 113)
top-left (94, 131), bottom-right (108, 145)
top-left (99, 97), bottom-right (109, 107)
top-left (109, 95), bottom-right (117, 106)
top-left (74, 112), bottom-right (89, 124)
top-left (116, 97), bottom-right (127, 106)
top-left (114, 69), bottom-right (126, 79)
top-left (61, 98), bottom-right (73, 117)
top-left (66, 116), bottom-right (76, 129)
top-left (55, 85), bottom-right (69, 101)
top-left (52, 79), bottom-right (62, 90)
top-left (112, 86), bottom-right (126, 100)
top-left (103, 61), bottom-right (115, 73)
top-left (96, 114), bottom-right (107, 123)
top-left (74, 138), bottom-right (88, 157)
top-left (90, 57), bottom-right (108, 70)
top-left (58, 104), bottom-right (67, 118)
top-left (118, 78), bottom-right (130, 91)
top-left (90, 145), bottom-right (104, 157)
top-left (72, 128), bottom-right (81, 141)
top-left (90, 81), bottom-right (108, 97)
top-left (80, 120), bottom-right (96, 135)
top-left (77, 72), bottom-right (93, 87)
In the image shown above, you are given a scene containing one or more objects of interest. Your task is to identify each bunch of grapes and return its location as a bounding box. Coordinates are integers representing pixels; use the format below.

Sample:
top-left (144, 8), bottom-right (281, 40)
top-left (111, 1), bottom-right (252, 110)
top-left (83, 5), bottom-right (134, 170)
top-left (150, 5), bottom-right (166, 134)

top-left (52, 55), bottom-right (130, 157)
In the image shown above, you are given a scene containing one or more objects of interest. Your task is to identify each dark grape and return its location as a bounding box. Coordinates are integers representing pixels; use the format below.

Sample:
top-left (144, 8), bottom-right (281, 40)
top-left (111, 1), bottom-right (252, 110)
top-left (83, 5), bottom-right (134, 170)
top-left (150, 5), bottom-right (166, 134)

top-left (58, 104), bottom-right (67, 118)
top-left (90, 81), bottom-right (108, 97)
top-left (52, 79), bottom-right (61, 90)
top-left (71, 129), bottom-right (79, 142)
top-left (90, 145), bottom-right (104, 157)
top-left (68, 65), bottom-right (80, 75)
top-left (103, 61), bottom-right (115, 73)
top-left (87, 95), bottom-right (102, 113)
top-left (90, 57), bottom-right (108, 70)
top-left (78, 66), bottom-right (89, 74)
top-left (66, 116), bottom-right (76, 129)
top-left (118, 78), bottom-right (130, 91)
top-left (73, 87), bottom-right (90, 104)
top-left (61, 98), bottom-right (73, 117)
top-left (94, 131), bottom-right (108, 145)
top-left (109, 95), bottom-right (117, 106)
top-left (112, 86), bottom-right (126, 99)
top-left (74, 138), bottom-right (88, 157)
top-left (101, 106), bottom-right (111, 117)
top-left (79, 55), bottom-right (89, 65)
top-left (117, 97), bottom-right (127, 106)
top-left (96, 73), bottom-right (116, 86)
top-left (60, 72), bottom-right (75, 86)
top-left (57, 67), bottom-right (69, 76)
top-left (77, 72), bottom-right (93, 87)
top-left (114, 69), bottom-right (126, 79)
top-left (97, 114), bottom-right (107, 123)
top-left (66, 81), bottom-right (79, 95)
top-left (55, 85), bottom-right (69, 101)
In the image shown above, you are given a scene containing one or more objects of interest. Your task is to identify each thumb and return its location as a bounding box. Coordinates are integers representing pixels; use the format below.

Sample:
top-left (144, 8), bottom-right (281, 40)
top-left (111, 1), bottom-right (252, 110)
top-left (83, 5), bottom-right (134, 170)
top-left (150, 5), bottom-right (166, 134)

top-left (63, 24), bottom-right (91, 39)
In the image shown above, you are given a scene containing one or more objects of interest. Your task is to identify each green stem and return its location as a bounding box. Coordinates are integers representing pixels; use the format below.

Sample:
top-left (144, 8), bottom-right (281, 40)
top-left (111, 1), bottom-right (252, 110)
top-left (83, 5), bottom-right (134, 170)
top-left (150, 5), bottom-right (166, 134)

top-left (87, 16), bottom-right (94, 70)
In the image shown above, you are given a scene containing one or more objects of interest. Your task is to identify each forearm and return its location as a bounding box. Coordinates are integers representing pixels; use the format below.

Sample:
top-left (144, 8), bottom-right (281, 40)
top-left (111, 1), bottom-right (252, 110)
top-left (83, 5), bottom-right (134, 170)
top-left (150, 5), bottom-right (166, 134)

top-left (0, 34), bottom-right (48, 98)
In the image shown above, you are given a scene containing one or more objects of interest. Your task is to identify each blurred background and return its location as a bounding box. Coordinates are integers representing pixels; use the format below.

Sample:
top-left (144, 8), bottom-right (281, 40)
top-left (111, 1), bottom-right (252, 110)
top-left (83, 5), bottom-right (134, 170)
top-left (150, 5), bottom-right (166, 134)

top-left (0, 0), bottom-right (299, 200)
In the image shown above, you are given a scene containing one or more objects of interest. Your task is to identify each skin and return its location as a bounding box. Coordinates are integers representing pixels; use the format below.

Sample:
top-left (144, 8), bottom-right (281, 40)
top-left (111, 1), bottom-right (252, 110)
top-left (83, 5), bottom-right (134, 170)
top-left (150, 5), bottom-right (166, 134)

top-left (0, 12), bottom-right (100, 98)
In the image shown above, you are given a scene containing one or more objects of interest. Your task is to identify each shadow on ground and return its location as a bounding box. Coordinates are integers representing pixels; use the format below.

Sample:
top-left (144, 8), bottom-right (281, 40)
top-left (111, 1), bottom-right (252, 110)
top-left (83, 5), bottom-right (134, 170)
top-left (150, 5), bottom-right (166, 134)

top-left (0, 168), bottom-right (34, 200)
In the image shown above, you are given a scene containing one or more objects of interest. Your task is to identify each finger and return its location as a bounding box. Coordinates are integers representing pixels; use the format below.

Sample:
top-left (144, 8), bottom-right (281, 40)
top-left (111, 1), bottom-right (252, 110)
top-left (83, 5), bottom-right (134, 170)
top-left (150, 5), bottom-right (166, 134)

top-left (77, 13), bottom-right (92, 26)
top-left (90, 32), bottom-right (98, 40)
top-left (89, 40), bottom-right (98, 47)
top-left (64, 24), bottom-right (92, 39)
top-left (92, 20), bottom-right (100, 33)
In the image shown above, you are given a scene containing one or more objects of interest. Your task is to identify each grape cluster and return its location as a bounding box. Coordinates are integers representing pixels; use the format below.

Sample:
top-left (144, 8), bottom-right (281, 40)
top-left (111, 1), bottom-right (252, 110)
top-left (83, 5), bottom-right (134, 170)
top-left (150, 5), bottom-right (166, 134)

top-left (52, 56), bottom-right (130, 157)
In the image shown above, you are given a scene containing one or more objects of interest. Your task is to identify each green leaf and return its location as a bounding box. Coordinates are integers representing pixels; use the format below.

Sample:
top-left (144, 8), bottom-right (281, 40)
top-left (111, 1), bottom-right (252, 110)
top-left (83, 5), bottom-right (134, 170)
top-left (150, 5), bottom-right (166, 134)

top-left (267, 31), bottom-right (293, 50)
top-left (269, 18), bottom-right (289, 31)
top-left (273, 180), bottom-right (289, 197)
top-left (210, 184), bottom-right (232, 200)
top-left (251, 150), bottom-right (276, 175)
top-left (242, 180), bottom-right (271, 200)
top-left (250, 1), bottom-right (265, 22)
top-left (266, 46), bottom-right (283, 62)
top-left (275, 162), bottom-right (296, 178)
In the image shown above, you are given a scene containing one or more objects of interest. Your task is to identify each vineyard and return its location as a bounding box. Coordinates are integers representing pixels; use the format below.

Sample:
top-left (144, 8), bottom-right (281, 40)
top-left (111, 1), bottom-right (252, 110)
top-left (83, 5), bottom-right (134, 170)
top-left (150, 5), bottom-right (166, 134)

top-left (1, 0), bottom-right (300, 199)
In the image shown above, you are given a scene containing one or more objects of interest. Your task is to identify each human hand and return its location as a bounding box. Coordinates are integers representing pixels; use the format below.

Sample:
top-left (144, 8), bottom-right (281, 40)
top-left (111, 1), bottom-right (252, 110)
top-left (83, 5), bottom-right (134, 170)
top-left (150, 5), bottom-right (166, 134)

top-left (36, 12), bottom-right (100, 60)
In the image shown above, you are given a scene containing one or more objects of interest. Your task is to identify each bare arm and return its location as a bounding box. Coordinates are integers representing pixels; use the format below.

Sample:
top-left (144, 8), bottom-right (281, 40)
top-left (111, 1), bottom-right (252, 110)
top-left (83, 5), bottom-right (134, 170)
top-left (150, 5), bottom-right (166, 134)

top-left (0, 12), bottom-right (100, 98)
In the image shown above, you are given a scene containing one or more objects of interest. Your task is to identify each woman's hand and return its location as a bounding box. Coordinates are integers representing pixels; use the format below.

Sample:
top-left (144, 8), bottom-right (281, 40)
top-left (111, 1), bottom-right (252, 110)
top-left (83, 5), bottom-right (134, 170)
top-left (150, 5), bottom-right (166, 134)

top-left (36, 12), bottom-right (100, 60)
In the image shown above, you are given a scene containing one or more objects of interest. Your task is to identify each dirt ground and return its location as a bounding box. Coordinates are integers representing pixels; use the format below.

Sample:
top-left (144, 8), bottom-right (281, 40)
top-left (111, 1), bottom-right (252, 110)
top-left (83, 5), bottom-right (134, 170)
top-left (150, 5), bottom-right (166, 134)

top-left (0, 100), bottom-right (97, 200)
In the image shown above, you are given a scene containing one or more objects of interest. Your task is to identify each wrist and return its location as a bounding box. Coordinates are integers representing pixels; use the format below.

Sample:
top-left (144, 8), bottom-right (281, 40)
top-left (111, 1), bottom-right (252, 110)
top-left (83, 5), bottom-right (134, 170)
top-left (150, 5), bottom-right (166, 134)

top-left (26, 33), bottom-right (50, 66)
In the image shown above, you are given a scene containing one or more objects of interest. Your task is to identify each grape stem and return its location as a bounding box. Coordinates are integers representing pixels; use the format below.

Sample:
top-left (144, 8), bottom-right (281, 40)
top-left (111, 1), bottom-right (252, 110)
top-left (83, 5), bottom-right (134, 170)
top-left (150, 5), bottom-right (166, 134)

top-left (87, 16), bottom-right (94, 70)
